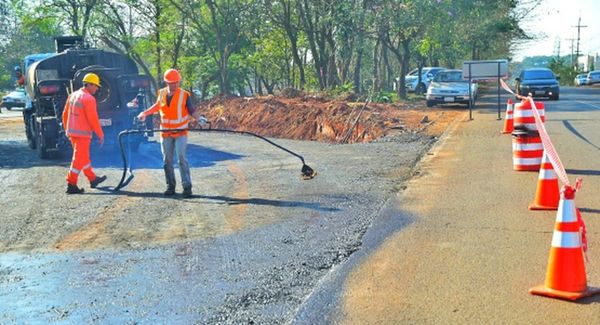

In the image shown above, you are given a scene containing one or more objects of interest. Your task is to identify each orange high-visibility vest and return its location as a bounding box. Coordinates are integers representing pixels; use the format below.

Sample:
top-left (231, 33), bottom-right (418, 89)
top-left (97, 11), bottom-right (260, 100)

top-left (62, 88), bottom-right (104, 139)
top-left (145, 87), bottom-right (191, 138)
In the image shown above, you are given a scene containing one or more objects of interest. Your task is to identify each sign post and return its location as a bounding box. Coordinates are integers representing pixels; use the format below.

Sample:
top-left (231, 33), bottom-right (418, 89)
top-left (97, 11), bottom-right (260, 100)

top-left (462, 59), bottom-right (509, 121)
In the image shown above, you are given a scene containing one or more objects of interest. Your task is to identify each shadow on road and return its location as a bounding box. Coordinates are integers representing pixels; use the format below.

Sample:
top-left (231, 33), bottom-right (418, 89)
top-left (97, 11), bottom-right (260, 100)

top-left (0, 140), bottom-right (244, 169)
top-left (566, 168), bottom-right (600, 176)
top-left (561, 121), bottom-right (600, 150)
top-left (87, 186), bottom-right (339, 212)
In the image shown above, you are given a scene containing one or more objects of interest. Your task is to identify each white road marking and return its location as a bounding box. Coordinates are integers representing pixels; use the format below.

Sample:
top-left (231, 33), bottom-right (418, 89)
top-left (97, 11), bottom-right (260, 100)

top-left (576, 100), bottom-right (600, 110)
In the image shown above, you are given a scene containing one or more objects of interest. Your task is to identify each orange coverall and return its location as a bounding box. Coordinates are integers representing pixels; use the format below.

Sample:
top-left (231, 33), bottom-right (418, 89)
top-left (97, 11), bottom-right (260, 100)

top-left (62, 88), bottom-right (104, 185)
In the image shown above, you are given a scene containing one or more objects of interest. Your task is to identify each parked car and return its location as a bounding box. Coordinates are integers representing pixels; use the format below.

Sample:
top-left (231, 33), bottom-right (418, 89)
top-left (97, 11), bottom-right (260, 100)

top-left (1, 88), bottom-right (27, 110)
top-left (587, 70), bottom-right (600, 85)
top-left (426, 69), bottom-right (477, 108)
top-left (404, 67), bottom-right (445, 94)
top-left (574, 73), bottom-right (589, 86)
top-left (515, 68), bottom-right (559, 100)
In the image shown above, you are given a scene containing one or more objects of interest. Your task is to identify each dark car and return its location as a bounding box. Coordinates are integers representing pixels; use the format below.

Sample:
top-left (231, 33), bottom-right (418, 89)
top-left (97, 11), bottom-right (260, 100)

top-left (515, 68), bottom-right (560, 100)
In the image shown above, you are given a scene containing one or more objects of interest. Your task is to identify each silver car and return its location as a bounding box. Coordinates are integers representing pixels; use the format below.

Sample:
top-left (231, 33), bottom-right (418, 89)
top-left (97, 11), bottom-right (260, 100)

top-left (1, 88), bottom-right (27, 110)
top-left (575, 73), bottom-right (588, 86)
top-left (426, 69), bottom-right (477, 108)
top-left (587, 71), bottom-right (600, 85)
top-left (404, 67), bottom-right (445, 94)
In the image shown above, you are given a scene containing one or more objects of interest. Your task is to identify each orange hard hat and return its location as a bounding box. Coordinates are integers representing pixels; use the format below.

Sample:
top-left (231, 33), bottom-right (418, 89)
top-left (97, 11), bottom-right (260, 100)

top-left (164, 69), bottom-right (181, 83)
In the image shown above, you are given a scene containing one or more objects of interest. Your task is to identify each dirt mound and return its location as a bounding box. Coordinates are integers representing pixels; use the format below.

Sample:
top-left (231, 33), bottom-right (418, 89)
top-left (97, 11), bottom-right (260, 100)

top-left (195, 95), bottom-right (463, 143)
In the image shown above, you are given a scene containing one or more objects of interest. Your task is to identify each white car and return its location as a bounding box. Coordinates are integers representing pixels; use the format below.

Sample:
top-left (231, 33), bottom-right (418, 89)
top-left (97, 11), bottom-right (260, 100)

top-left (404, 67), bottom-right (445, 94)
top-left (1, 88), bottom-right (27, 110)
top-left (587, 71), bottom-right (600, 85)
top-left (574, 73), bottom-right (588, 86)
top-left (426, 69), bottom-right (477, 108)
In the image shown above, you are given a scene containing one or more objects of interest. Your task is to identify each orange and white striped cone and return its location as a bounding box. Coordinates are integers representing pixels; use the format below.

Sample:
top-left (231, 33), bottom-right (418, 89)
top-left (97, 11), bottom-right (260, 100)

top-left (501, 99), bottom-right (513, 134)
top-left (528, 151), bottom-right (560, 210)
top-left (529, 186), bottom-right (600, 301)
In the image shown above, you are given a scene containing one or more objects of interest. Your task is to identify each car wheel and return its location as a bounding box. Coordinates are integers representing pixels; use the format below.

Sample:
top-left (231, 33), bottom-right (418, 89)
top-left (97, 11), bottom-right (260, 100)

top-left (426, 100), bottom-right (435, 108)
top-left (6, 107), bottom-right (11, 111)
top-left (415, 83), bottom-right (426, 95)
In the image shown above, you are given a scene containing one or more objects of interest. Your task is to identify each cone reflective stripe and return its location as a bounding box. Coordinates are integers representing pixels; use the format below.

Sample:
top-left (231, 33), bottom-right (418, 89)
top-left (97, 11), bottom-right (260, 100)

top-left (529, 186), bottom-right (600, 301)
top-left (501, 99), bottom-right (514, 134)
top-left (529, 152), bottom-right (560, 210)
top-left (511, 133), bottom-right (543, 171)
top-left (514, 99), bottom-right (545, 131)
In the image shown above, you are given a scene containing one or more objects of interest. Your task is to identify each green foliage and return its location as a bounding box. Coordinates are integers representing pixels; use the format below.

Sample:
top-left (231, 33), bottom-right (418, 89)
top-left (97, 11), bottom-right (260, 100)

top-left (1, 0), bottom-right (535, 97)
top-left (372, 91), bottom-right (397, 103)
top-left (548, 57), bottom-right (578, 86)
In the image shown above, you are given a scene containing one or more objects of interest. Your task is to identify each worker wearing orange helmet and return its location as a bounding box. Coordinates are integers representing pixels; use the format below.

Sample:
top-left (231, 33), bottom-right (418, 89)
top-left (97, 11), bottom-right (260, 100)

top-left (137, 68), bottom-right (198, 197)
top-left (62, 73), bottom-right (107, 194)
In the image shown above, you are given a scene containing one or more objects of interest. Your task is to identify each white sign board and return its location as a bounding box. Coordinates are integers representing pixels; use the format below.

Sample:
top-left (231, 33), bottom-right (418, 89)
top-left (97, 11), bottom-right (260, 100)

top-left (462, 60), bottom-right (508, 80)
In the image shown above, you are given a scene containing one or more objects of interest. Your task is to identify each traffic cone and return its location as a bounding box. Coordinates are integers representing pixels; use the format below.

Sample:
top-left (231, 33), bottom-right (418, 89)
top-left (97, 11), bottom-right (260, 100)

top-left (528, 151), bottom-right (559, 210)
top-left (501, 99), bottom-right (513, 134)
top-left (529, 185), bottom-right (600, 301)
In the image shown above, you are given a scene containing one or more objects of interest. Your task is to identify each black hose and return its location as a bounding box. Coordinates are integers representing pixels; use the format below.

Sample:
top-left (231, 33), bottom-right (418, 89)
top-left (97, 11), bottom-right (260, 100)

top-left (114, 127), bottom-right (317, 191)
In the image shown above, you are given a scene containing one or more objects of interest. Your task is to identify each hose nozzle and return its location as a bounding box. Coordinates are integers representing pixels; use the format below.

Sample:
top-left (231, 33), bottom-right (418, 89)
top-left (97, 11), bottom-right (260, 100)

top-left (301, 164), bottom-right (317, 180)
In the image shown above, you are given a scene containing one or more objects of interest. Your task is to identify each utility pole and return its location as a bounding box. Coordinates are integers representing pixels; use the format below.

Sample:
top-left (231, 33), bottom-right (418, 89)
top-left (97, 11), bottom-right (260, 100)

top-left (554, 37), bottom-right (561, 59)
top-left (566, 38), bottom-right (576, 66)
top-left (572, 17), bottom-right (588, 71)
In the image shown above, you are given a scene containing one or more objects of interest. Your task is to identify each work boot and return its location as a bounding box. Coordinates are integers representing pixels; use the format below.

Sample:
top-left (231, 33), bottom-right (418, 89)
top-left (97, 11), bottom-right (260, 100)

top-left (66, 184), bottom-right (85, 194)
top-left (90, 175), bottom-right (107, 188)
top-left (164, 187), bottom-right (176, 196)
top-left (182, 188), bottom-right (192, 198)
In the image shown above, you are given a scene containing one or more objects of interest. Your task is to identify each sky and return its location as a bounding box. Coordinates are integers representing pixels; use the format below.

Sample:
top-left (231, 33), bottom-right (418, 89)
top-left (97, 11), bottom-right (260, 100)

top-left (512, 0), bottom-right (600, 61)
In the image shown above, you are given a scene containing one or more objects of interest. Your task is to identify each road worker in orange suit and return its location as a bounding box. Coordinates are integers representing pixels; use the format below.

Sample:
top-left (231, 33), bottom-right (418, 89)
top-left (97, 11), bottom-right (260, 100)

top-left (62, 73), bottom-right (107, 194)
top-left (15, 66), bottom-right (25, 87)
top-left (137, 68), bottom-right (198, 198)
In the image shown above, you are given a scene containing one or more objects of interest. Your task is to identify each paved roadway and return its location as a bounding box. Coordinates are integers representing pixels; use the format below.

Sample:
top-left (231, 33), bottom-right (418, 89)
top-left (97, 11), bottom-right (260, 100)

top-left (295, 86), bottom-right (600, 323)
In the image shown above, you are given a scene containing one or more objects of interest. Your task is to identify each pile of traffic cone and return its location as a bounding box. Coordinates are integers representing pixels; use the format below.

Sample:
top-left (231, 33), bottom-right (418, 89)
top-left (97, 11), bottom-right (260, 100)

top-left (501, 99), bottom-right (513, 134)
top-left (529, 185), bottom-right (600, 300)
top-left (528, 151), bottom-right (559, 210)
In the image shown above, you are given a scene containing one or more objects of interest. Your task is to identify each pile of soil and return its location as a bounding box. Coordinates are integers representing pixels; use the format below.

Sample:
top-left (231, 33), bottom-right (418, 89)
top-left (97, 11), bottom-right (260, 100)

top-left (195, 95), bottom-right (463, 143)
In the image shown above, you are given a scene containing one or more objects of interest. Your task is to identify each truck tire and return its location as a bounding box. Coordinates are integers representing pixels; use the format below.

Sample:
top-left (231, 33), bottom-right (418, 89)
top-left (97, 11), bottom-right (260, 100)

top-left (24, 112), bottom-right (37, 149)
top-left (36, 127), bottom-right (50, 159)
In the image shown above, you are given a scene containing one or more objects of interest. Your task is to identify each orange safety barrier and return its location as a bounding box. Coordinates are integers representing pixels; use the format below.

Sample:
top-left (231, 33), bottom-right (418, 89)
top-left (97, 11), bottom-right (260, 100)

top-left (513, 99), bottom-right (545, 132)
top-left (530, 186), bottom-right (600, 300)
top-left (501, 99), bottom-right (514, 134)
top-left (529, 151), bottom-right (560, 210)
top-left (512, 132), bottom-right (543, 171)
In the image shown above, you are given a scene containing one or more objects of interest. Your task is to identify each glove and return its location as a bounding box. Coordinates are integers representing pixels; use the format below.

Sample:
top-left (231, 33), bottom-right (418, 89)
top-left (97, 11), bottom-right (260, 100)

top-left (137, 112), bottom-right (146, 122)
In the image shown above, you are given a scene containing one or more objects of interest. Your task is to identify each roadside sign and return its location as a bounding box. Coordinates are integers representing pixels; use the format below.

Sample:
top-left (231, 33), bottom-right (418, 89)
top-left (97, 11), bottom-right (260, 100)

top-left (462, 60), bottom-right (508, 80)
top-left (462, 59), bottom-right (509, 120)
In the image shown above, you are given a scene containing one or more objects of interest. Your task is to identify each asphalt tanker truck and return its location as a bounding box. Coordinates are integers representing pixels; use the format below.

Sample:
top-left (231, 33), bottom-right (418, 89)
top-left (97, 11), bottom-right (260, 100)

top-left (23, 36), bottom-right (152, 158)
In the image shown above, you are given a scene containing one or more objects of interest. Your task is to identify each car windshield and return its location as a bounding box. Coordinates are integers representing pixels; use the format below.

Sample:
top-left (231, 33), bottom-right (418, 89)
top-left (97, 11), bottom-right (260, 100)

top-left (578, 74), bottom-right (586, 78)
top-left (523, 70), bottom-right (555, 80)
top-left (434, 71), bottom-right (464, 82)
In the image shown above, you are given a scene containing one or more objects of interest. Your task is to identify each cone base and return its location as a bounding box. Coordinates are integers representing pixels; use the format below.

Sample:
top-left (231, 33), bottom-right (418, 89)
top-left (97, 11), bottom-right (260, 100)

top-left (513, 167), bottom-right (540, 172)
top-left (501, 130), bottom-right (512, 134)
top-left (529, 285), bottom-right (600, 301)
top-left (528, 202), bottom-right (558, 211)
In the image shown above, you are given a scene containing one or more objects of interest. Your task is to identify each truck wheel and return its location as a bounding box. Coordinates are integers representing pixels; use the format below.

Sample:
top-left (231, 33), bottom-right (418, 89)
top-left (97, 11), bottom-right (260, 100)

top-left (24, 112), bottom-right (37, 149)
top-left (36, 127), bottom-right (50, 159)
